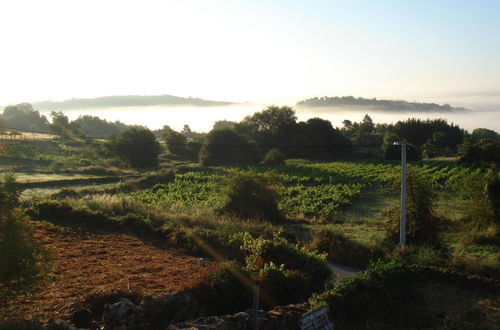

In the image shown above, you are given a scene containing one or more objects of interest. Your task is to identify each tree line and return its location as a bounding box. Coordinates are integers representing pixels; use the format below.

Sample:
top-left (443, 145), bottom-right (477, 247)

top-left (2, 103), bottom-right (500, 167)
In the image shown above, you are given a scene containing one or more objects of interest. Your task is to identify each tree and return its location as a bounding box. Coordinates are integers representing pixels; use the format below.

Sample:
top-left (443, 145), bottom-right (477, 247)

top-left (73, 115), bottom-right (129, 138)
top-left (471, 128), bottom-right (500, 143)
top-left (107, 128), bottom-right (160, 167)
top-left (49, 111), bottom-right (83, 138)
top-left (458, 138), bottom-right (500, 164)
top-left (0, 118), bottom-right (6, 134)
top-left (297, 118), bottom-right (352, 159)
top-left (212, 120), bottom-right (237, 131)
top-left (237, 105), bottom-right (297, 135)
top-left (165, 131), bottom-right (187, 155)
top-left (1, 103), bottom-right (49, 132)
top-left (199, 128), bottom-right (261, 166)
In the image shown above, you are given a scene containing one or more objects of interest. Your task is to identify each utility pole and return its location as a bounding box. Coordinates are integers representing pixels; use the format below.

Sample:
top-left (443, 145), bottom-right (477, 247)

top-left (252, 284), bottom-right (260, 330)
top-left (400, 144), bottom-right (407, 247)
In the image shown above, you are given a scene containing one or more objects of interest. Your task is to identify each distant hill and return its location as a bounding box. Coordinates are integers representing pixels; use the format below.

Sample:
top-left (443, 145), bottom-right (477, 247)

top-left (297, 96), bottom-right (468, 112)
top-left (30, 94), bottom-right (235, 111)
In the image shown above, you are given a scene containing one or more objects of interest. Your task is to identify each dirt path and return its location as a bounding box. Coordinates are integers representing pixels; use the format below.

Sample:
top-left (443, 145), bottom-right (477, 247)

top-left (2, 222), bottom-right (219, 322)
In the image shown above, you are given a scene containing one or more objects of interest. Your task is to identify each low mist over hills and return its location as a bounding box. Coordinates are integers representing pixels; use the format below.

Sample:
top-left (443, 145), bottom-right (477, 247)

top-left (297, 96), bottom-right (469, 112)
top-left (30, 94), bottom-right (235, 111)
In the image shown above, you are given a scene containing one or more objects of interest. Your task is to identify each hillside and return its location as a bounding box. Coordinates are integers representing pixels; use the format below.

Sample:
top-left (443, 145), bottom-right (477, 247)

top-left (28, 94), bottom-right (234, 111)
top-left (297, 96), bottom-right (468, 112)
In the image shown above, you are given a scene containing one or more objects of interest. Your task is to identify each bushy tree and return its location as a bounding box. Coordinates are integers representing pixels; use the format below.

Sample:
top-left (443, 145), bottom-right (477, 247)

top-left (212, 120), bottom-right (236, 131)
top-left (385, 169), bottom-right (441, 246)
top-left (49, 111), bottom-right (83, 138)
top-left (107, 128), bottom-right (160, 167)
top-left (219, 171), bottom-right (282, 221)
top-left (238, 105), bottom-right (297, 134)
top-left (470, 128), bottom-right (500, 142)
top-left (73, 115), bottom-right (129, 138)
top-left (262, 149), bottom-right (286, 166)
top-left (0, 175), bottom-right (50, 299)
top-left (199, 128), bottom-right (261, 166)
top-left (1, 103), bottom-right (50, 132)
top-left (458, 138), bottom-right (500, 164)
top-left (164, 131), bottom-right (187, 155)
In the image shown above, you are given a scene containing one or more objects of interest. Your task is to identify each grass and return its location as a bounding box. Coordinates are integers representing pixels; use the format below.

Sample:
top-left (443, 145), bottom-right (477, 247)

top-left (13, 172), bottom-right (103, 183)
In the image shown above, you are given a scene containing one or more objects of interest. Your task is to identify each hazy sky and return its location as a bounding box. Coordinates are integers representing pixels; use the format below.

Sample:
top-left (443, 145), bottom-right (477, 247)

top-left (1, 0), bottom-right (499, 108)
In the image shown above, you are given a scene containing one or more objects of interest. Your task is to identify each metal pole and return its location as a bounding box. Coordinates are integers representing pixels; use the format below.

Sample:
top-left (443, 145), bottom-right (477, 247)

top-left (252, 284), bottom-right (259, 330)
top-left (400, 144), bottom-right (407, 247)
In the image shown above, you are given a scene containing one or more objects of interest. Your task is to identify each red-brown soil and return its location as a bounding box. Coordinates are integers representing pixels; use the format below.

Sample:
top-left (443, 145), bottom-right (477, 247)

top-left (1, 221), bottom-right (219, 322)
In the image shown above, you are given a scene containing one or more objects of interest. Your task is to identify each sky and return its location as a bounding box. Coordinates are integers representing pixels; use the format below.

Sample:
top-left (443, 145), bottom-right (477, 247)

top-left (1, 0), bottom-right (499, 109)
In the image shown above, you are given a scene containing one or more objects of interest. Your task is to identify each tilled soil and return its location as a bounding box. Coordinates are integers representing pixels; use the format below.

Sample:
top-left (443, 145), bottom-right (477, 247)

top-left (1, 221), bottom-right (219, 322)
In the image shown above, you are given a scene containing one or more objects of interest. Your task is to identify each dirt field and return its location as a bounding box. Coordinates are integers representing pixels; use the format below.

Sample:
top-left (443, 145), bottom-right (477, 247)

top-left (1, 222), bottom-right (219, 322)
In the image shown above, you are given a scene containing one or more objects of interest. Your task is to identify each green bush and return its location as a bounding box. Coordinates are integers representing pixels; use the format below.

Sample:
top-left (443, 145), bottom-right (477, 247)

top-left (257, 262), bottom-right (311, 309)
top-left (262, 148), bottom-right (286, 166)
top-left (219, 171), bottom-right (283, 222)
top-left (194, 262), bottom-right (253, 315)
top-left (385, 169), bottom-right (442, 246)
top-left (164, 131), bottom-right (187, 155)
top-left (238, 232), bottom-right (331, 293)
top-left (309, 260), bottom-right (425, 329)
top-left (106, 127), bottom-right (160, 168)
top-left (0, 175), bottom-right (51, 300)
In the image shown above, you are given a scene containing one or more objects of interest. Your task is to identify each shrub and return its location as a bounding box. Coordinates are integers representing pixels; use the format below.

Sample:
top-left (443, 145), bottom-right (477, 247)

top-left (0, 175), bottom-right (51, 299)
top-left (238, 232), bottom-right (331, 293)
top-left (106, 127), bottom-right (160, 168)
top-left (261, 148), bottom-right (286, 166)
top-left (309, 260), bottom-right (425, 329)
top-left (199, 128), bottom-right (261, 166)
top-left (257, 263), bottom-right (311, 309)
top-left (219, 171), bottom-right (283, 222)
top-left (194, 262), bottom-right (253, 315)
top-left (458, 168), bottom-right (500, 230)
top-left (309, 229), bottom-right (385, 268)
top-left (385, 169), bottom-right (442, 246)
top-left (164, 131), bottom-right (187, 155)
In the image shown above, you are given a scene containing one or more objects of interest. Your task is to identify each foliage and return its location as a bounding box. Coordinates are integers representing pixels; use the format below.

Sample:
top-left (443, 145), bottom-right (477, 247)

top-left (470, 128), bottom-right (500, 142)
top-left (458, 138), bottom-right (500, 164)
top-left (212, 120), bottom-right (236, 131)
top-left (164, 131), bottom-right (187, 155)
top-left (394, 118), bottom-right (464, 150)
top-left (238, 105), bottom-right (297, 134)
top-left (237, 232), bottom-right (331, 292)
top-left (385, 169), bottom-right (442, 246)
top-left (0, 175), bottom-right (51, 300)
top-left (106, 127), bottom-right (160, 167)
top-left (262, 148), bottom-right (286, 166)
top-left (49, 111), bottom-right (84, 138)
top-left (73, 115), bottom-right (130, 138)
top-left (257, 262), bottom-right (311, 309)
top-left (193, 262), bottom-right (253, 315)
top-left (219, 171), bottom-right (283, 222)
top-left (199, 128), bottom-right (261, 166)
top-left (453, 168), bottom-right (500, 229)
top-left (308, 260), bottom-right (426, 329)
top-left (0, 103), bottom-right (49, 132)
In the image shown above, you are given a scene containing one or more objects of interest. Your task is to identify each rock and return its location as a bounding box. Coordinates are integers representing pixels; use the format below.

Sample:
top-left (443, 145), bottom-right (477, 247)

top-left (71, 308), bottom-right (93, 329)
top-left (102, 297), bottom-right (144, 330)
top-left (44, 319), bottom-right (70, 330)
